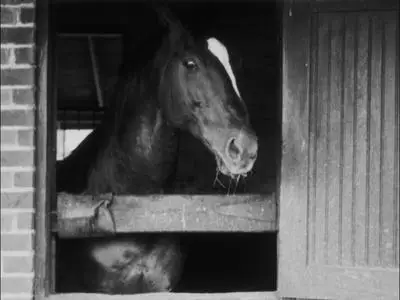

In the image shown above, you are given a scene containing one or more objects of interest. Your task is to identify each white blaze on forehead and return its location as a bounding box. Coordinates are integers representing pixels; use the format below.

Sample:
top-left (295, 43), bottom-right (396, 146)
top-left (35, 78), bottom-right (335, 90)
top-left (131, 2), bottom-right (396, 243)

top-left (206, 37), bottom-right (242, 98)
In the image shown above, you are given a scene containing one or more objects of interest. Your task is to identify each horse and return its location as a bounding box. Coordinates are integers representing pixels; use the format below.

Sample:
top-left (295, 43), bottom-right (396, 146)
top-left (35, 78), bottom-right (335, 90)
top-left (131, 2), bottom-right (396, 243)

top-left (55, 6), bottom-right (258, 294)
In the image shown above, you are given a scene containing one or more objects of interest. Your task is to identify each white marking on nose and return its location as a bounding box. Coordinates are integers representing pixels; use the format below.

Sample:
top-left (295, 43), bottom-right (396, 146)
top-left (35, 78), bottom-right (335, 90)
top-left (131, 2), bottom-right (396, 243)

top-left (206, 37), bottom-right (242, 98)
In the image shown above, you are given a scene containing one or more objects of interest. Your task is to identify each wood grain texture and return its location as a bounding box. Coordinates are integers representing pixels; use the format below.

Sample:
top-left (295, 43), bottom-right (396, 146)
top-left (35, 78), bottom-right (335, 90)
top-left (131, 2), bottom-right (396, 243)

top-left (278, 0), bottom-right (312, 298)
top-left (34, 0), bottom-right (53, 298)
top-left (54, 193), bottom-right (277, 237)
top-left (310, 0), bottom-right (399, 12)
top-left (46, 292), bottom-right (278, 300)
top-left (280, 2), bottom-right (399, 299)
top-left (307, 10), bottom-right (399, 269)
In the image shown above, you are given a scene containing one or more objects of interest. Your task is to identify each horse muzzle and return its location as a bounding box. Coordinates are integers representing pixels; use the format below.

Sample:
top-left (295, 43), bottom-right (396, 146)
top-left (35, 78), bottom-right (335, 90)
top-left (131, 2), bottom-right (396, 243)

top-left (216, 128), bottom-right (258, 178)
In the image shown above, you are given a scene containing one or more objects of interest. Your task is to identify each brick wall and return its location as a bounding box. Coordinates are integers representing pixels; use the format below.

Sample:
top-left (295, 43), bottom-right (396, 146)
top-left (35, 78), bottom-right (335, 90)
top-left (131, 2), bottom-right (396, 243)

top-left (1, 0), bottom-right (36, 299)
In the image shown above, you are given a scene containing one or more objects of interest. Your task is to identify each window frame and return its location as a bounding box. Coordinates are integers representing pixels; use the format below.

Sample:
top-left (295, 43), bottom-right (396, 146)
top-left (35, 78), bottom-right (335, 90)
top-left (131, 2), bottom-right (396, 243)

top-left (33, 2), bottom-right (279, 299)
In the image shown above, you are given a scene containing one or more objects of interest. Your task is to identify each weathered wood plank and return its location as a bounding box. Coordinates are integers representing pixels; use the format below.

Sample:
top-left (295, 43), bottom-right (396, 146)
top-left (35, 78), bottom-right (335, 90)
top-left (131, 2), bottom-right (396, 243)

top-left (314, 13), bottom-right (330, 265)
top-left (353, 13), bottom-right (369, 266)
top-left (48, 292), bottom-right (278, 300)
top-left (278, 0), bottom-right (311, 297)
top-left (311, 0), bottom-right (399, 12)
top-left (34, 0), bottom-right (53, 298)
top-left (327, 14), bottom-right (343, 266)
top-left (340, 13), bottom-right (356, 267)
top-left (380, 13), bottom-right (398, 267)
top-left (54, 193), bottom-right (277, 237)
top-left (367, 14), bottom-right (384, 267)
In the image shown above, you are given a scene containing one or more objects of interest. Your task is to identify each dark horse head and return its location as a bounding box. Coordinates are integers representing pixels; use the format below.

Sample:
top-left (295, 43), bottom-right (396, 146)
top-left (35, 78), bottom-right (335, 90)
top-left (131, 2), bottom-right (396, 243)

top-left (56, 5), bottom-right (257, 295)
top-left (155, 23), bottom-right (258, 180)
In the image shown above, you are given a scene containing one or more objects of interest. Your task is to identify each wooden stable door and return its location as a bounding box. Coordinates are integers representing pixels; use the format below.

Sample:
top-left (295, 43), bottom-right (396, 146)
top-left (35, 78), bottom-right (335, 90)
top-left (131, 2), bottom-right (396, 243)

top-left (279, 1), bottom-right (399, 299)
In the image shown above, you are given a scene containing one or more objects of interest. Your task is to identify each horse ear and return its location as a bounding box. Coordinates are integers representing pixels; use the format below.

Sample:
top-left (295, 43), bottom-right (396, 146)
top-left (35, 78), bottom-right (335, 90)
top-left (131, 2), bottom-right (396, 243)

top-left (152, 3), bottom-right (181, 30)
top-left (151, 3), bottom-right (191, 44)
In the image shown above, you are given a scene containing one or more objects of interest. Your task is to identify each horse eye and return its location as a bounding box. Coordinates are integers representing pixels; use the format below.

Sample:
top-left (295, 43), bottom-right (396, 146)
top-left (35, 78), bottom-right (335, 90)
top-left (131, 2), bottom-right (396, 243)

top-left (193, 99), bottom-right (203, 108)
top-left (183, 58), bottom-right (198, 70)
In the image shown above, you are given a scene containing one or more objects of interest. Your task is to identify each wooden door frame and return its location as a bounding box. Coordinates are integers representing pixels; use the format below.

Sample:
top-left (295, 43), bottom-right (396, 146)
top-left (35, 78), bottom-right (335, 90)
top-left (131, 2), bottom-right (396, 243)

top-left (34, 0), bottom-right (55, 298)
top-left (278, 0), bottom-right (312, 297)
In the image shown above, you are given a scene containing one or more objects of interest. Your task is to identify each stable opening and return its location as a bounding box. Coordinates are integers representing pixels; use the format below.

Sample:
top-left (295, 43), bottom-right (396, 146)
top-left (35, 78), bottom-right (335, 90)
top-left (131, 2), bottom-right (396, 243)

top-left (56, 232), bottom-right (277, 293)
top-left (52, 0), bottom-right (281, 294)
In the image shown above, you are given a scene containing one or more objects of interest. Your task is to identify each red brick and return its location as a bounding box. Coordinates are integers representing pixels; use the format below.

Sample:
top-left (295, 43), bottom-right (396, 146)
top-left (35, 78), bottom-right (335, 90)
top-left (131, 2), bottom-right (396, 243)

top-left (0, 296), bottom-right (33, 300)
top-left (1, 68), bottom-right (34, 86)
top-left (1, 110), bottom-right (35, 126)
top-left (20, 7), bottom-right (34, 24)
top-left (13, 88), bottom-right (34, 105)
top-left (0, 27), bottom-right (34, 44)
top-left (14, 47), bottom-right (34, 65)
top-left (1, 0), bottom-right (33, 3)
top-left (1, 89), bottom-right (13, 105)
top-left (1, 213), bottom-right (15, 232)
top-left (1, 48), bottom-right (13, 65)
top-left (14, 171), bottom-right (34, 188)
top-left (1, 233), bottom-right (33, 251)
top-left (0, 277), bottom-right (33, 294)
top-left (1, 171), bottom-right (14, 189)
top-left (1, 129), bottom-right (18, 145)
top-left (2, 255), bottom-right (33, 273)
top-left (16, 212), bottom-right (33, 230)
top-left (1, 192), bottom-right (34, 209)
top-left (0, 7), bottom-right (18, 25)
top-left (18, 129), bottom-right (34, 146)
top-left (1, 150), bottom-right (34, 167)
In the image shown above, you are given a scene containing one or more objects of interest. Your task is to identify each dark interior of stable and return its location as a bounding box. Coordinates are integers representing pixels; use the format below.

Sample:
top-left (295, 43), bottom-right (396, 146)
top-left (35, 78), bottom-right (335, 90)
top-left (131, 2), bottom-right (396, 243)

top-left (53, 0), bottom-right (281, 293)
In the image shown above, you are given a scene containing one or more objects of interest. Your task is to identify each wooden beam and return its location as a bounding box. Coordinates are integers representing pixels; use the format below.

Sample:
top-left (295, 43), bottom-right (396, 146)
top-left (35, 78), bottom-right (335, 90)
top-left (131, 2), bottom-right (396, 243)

top-left (34, 0), bottom-right (54, 297)
top-left (88, 36), bottom-right (104, 107)
top-left (310, 0), bottom-right (399, 12)
top-left (54, 193), bottom-right (277, 237)
top-left (48, 291), bottom-right (278, 300)
top-left (58, 33), bottom-right (122, 38)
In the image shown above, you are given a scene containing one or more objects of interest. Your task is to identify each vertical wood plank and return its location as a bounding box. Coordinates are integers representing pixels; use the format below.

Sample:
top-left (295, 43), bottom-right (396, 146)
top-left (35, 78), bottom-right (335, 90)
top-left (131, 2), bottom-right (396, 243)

top-left (326, 15), bottom-right (343, 265)
top-left (353, 14), bottom-right (369, 266)
top-left (314, 15), bottom-right (330, 265)
top-left (340, 14), bottom-right (356, 267)
top-left (394, 13), bottom-right (399, 269)
top-left (34, 0), bottom-right (52, 298)
top-left (279, 1), bottom-right (311, 296)
top-left (307, 14), bottom-right (319, 266)
top-left (367, 14), bottom-right (383, 267)
top-left (380, 15), bottom-right (397, 267)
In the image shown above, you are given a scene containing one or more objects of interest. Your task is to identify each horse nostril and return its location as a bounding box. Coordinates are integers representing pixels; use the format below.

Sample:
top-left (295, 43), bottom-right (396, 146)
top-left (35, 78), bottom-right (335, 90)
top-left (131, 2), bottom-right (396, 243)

top-left (249, 152), bottom-right (257, 161)
top-left (227, 138), bottom-right (242, 160)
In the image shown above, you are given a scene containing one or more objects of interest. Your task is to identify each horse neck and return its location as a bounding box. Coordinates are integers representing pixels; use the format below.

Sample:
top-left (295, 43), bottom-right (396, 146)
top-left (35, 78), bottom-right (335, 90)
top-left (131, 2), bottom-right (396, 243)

top-left (88, 88), bottom-right (179, 194)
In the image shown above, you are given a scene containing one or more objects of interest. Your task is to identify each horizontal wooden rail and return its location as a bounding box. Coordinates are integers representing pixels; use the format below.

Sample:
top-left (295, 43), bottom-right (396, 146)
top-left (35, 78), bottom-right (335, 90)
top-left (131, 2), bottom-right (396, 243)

top-left (53, 193), bottom-right (277, 238)
top-left (47, 291), bottom-right (278, 300)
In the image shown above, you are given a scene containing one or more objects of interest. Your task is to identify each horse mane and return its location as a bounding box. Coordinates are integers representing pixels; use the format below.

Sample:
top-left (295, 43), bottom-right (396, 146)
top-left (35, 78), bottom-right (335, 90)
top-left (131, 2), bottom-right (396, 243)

top-left (105, 27), bottom-right (168, 130)
top-left (56, 24), bottom-right (183, 194)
